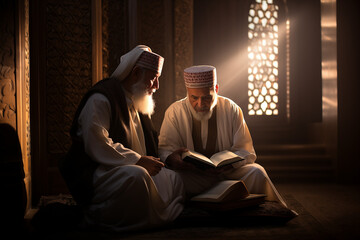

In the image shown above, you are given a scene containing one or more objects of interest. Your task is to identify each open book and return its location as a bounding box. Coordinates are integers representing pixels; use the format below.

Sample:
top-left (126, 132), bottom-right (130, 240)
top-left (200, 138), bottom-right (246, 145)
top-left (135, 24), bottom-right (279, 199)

top-left (182, 150), bottom-right (244, 169)
top-left (190, 180), bottom-right (266, 211)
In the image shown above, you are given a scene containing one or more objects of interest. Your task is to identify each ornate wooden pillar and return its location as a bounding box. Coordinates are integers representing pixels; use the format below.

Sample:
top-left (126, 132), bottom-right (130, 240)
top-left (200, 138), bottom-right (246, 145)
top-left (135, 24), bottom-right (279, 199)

top-left (0, 0), bottom-right (31, 211)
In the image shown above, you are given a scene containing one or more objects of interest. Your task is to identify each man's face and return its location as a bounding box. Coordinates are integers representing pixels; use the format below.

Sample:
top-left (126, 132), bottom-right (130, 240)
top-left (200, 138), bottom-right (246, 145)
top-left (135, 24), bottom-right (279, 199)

top-left (187, 86), bottom-right (217, 113)
top-left (139, 69), bottom-right (160, 95)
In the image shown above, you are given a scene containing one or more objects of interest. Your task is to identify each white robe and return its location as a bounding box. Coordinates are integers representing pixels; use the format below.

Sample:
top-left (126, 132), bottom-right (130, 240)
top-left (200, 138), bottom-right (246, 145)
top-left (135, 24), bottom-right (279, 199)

top-left (76, 93), bottom-right (184, 232)
top-left (158, 95), bottom-right (286, 206)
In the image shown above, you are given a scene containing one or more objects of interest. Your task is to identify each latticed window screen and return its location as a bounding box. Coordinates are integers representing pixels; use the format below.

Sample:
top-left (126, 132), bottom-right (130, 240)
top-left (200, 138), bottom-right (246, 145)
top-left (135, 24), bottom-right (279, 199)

top-left (248, 0), bottom-right (279, 115)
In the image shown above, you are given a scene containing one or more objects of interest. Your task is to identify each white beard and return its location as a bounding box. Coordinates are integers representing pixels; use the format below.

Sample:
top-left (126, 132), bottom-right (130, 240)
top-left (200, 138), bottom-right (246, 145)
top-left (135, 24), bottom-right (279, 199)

top-left (186, 95), bottom-right (218, 121)
top-left (131, 81), bottom-right (156, 116)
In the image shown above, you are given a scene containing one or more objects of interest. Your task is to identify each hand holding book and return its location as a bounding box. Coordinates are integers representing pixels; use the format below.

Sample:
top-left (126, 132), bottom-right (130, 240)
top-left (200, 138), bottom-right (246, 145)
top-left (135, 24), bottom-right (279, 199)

top-left (165, 148), bottom-right (196, 171)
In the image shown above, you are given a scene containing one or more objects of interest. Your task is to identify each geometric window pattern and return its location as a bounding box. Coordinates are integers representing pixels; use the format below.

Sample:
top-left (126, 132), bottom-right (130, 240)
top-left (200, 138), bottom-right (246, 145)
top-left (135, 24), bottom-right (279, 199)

top-left (248, 0), bottom-right (279, 115)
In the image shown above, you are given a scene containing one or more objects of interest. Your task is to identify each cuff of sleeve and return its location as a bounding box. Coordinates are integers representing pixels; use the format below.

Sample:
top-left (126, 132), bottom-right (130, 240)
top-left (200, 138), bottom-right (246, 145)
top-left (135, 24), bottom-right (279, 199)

top-left (231, 152), bottom-right (257, 168)
top-left (245, 153), bottom-right (257, 163)
top-left (124, 151), bottom-right (142, 165)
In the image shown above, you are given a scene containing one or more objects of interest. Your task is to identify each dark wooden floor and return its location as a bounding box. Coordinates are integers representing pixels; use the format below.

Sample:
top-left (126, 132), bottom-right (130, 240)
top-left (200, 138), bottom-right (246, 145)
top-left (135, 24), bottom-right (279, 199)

top-left (22, 182), bottom-right (360, 240)
top-left (276, 182), bottom-right (360, 240)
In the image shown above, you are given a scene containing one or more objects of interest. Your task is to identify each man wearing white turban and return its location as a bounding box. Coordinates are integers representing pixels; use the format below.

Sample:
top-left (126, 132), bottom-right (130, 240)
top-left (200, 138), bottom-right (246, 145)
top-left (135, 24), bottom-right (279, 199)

top-left (59, 45), bottom-right (185, 232)
top-left (158, 65), bottom-right (287, 207)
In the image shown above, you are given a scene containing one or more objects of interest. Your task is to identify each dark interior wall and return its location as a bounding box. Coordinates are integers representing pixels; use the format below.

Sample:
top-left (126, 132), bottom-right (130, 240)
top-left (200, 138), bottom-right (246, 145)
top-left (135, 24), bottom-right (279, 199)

top-left (102, 0), bottom-right (129, 78)
top-left (133, 0), bottom-right (193, 131)
top-left (136, 0), bottom-right (174, 131)
top-left (287, 0), bottom-right (322, 125)
top-left (30, 0), bottom-right (93, 200)
top-left (193, 0), bottom-right (249, 108)
top-left (173, 0), bottom-right (193, 101)
top-left (337, 0), bottom-right (360, 183)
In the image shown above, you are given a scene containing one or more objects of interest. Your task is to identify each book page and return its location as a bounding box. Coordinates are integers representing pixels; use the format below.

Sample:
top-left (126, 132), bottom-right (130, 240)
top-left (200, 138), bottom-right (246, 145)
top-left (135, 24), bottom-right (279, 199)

top-left (210, 150), bottom-right (243, 167)
top-left (182, 150), bottom-right (214, 166)
top-left (191, 180), bottom-right (240, 202)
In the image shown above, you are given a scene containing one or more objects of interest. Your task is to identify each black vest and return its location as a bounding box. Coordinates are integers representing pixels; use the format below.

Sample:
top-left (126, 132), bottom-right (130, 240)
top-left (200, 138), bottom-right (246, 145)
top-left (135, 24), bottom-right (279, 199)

top-left (59, 78), bottom-right (158, 205)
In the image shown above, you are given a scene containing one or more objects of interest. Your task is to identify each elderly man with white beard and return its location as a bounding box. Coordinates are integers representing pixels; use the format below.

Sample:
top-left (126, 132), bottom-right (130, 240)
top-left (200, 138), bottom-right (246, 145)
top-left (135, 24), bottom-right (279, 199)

top-left (158, 65), bottom-right (287, 207)
top-left (59, 45), bottom-right (185, 232)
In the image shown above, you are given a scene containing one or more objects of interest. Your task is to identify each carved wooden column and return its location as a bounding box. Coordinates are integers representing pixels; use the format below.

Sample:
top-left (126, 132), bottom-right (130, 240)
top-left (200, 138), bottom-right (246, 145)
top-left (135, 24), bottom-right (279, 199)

top-left (0, 1), bottom-right (17, 128)
top-left (16, 0), bottom-right (31, 212)
top-left (92, 0), bottom-right (103, 84)
top-left (0, 0), bottom-right (31, 211)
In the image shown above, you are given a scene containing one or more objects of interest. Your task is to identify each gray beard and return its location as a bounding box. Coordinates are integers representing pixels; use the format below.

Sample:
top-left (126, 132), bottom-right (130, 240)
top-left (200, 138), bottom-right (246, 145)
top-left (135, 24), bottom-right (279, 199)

top-left (186, 96), bottom-right (218, 121)
top-left (131, 81), bottom-right (156, 116)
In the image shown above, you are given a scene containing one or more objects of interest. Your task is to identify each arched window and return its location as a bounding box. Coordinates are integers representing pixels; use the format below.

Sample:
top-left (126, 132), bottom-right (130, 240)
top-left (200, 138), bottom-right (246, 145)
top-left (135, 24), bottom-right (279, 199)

top-left (248, 0), bottom-right (288, 116)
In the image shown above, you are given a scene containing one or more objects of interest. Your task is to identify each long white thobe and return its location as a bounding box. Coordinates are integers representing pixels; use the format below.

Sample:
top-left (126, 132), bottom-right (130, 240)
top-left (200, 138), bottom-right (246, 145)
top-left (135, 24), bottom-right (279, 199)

top-left (76, 93), bottom-right (184, 232)
top-left (158, 95), bottom-right (286, 206)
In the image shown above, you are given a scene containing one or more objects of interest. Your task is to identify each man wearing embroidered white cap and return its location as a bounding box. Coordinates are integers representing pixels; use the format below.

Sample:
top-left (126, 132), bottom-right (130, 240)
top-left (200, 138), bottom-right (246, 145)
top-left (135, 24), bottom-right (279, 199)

top-left (59, 45), bottom-right (185, 232)
top-left (158, 65), bottom-right (287, 207)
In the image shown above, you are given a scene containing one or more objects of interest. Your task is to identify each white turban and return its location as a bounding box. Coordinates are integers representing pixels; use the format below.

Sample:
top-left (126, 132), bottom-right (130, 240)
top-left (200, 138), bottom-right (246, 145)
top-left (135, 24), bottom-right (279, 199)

top-left (111, 45), bottom-right (164, 81)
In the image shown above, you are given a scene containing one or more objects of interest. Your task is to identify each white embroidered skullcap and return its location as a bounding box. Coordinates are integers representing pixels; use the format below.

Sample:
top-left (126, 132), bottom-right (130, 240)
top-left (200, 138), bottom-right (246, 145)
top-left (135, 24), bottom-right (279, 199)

top-left (111, 45), bottom-right (164, 81)
top-left (184, 65), bottom-right (217, 88)
top-left (136, 51), bottom-right (164, 74)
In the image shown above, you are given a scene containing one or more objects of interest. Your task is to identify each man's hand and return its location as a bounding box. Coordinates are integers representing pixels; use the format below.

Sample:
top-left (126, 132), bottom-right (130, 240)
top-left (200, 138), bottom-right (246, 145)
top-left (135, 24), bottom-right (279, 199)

top-left (136, 156), bottom-right (164, 176)
top-left (165, 148), bottom-right (196, 171)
